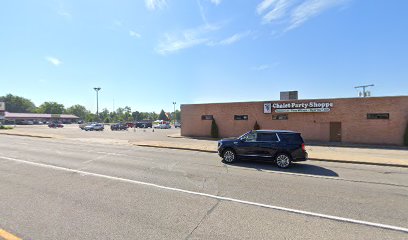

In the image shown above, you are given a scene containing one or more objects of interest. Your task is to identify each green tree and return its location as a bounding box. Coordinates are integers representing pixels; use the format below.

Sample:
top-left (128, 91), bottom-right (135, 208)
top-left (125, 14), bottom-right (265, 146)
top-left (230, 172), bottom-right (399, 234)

top-left (158, 109), bottom-right (169, 121)
top-left (175, 110), bottom-right (181, 121)
top-left (171, 110), bottom-right (181, 122)
top-left (104, 117), bottom-right (111, 123)
top-left (0, 94), bottom-right (36, 113)
top-left (66, 104), bottom-right (89, 119)
top-left (85, 113), bottom-right (97, 122)
top-left (124, 106), bottom-right (131, 114)
top-left (132, 111), bottom-right (141, 121)
top-left (99, 108), bottom-right (110, 122)
top-left (211, 119), bottom-right (219, 138)
top-left (36, 102), bottom-right (65, 114)
top-left (149, 112), bottom-right (158, 120)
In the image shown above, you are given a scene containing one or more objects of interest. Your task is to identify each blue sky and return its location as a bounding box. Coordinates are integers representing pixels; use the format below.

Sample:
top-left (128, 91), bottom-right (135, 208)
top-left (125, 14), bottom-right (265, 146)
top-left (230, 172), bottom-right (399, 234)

top-left (1, 0), bottom-right (407, 113)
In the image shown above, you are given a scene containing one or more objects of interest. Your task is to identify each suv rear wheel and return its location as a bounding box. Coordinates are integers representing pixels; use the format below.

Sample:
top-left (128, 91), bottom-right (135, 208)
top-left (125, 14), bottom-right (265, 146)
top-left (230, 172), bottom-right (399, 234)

top-left (223, 149), bottom-right (236, 163)
top-left (275, 153), bottom-right (291, 168)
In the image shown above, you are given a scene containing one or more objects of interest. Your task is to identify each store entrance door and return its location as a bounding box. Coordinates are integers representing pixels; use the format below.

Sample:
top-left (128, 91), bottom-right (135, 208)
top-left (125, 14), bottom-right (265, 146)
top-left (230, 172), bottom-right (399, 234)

top-left (330, 122), bottom-right (342, 142)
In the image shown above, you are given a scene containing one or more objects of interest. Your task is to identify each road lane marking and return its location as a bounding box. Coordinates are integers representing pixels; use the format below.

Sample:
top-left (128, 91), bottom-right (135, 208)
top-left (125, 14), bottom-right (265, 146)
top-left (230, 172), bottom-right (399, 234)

top-left (0, 229), bottom-right (21, 240)
top-left (225, 165), bottom-right (408, 188)
top-left (1, 155), bottom-right (408, 234)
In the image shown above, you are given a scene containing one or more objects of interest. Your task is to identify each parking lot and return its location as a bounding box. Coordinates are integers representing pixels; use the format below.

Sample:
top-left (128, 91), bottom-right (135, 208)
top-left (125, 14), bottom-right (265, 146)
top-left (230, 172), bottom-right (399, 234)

top-left (4, 124), bottom-right (180, 143)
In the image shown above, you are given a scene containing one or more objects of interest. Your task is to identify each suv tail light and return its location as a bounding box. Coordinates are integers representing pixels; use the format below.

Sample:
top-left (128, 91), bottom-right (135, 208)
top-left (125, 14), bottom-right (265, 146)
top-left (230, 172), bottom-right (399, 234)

top-left (301, 143), bottom-right (306, 151)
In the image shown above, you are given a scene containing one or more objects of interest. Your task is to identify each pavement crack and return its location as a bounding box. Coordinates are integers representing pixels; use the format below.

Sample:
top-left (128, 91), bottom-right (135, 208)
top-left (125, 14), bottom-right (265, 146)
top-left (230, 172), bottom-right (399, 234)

top-left (184, 200), bottom-right (220, 240)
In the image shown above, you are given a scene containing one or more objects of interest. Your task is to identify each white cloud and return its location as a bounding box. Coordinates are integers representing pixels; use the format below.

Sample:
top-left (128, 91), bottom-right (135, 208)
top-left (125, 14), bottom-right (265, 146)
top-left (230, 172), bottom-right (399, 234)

top-left (156, 24), bottom-right (221, 55)
top-left (129, 30), bottom-right (141, 38)
top-left (257, 0), bottom-right (279, 14)
top-left (209, 0), bottom-right (222, 5)
top-left (209, 31), bottom-right (251, 46)
top-left (58, 10), bottom-right (71, 19)
top-left (114, 20), bottom-right (123, 27)
top-left (257, 0), bottom-right (349, 30)
top-left (252, 62), bottom-right (279, 71)
top-left (252, 64), bottom-right (271, 71)
top-left (145, 0), bottom-right (167, 10)
top-left (45, 57), bottom-right (62, 66)
top-left (257, 0), bottom-right (294, 23)
top-left (197, 0), bottom-right (209, 25)
top-left (57, 1), bottom-right (72, 19)
top-left (287, 0), bottom-right (347, 30)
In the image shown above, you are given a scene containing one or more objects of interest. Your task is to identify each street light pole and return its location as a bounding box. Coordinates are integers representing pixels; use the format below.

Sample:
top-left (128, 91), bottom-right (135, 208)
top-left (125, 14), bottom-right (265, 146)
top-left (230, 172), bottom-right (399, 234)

top-left (172, 101), bottom-right (176, 125)
top-left (94, 87), bottom-right (101, 121)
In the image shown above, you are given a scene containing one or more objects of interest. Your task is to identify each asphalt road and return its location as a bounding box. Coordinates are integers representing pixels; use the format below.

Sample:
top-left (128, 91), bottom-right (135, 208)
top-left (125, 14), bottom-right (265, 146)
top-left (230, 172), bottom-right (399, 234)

top-left (0, 135), bottom-right (407, 239)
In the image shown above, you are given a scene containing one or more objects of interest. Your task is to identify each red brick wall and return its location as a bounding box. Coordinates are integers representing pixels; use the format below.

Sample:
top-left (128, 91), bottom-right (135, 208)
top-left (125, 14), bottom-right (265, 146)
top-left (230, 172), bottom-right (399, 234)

top-left (180, 96), bottom-right (408, 146)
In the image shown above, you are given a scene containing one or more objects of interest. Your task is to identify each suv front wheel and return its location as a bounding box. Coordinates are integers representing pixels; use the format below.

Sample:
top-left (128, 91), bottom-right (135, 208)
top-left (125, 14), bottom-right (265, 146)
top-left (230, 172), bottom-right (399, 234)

top-left (275, 153), bottom-right (292, 168)
top-left (223, 149), bottom-right (236, 163)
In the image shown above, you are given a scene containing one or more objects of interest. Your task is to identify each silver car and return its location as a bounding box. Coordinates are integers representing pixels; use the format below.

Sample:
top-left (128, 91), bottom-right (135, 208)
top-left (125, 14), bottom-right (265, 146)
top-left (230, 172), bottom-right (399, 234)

top-left (84, 123), bottom-right (104, 131)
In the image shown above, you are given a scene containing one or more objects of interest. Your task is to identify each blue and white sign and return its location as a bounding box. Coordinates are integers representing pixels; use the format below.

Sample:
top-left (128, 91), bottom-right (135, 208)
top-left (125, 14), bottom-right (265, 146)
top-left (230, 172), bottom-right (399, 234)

top-left (263, 103), bottom-right (272, 114)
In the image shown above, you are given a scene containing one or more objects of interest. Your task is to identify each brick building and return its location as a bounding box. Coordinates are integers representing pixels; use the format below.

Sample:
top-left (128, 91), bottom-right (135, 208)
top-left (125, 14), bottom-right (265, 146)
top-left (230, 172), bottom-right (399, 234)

top-left (180, 96), bottom-right (408, 146)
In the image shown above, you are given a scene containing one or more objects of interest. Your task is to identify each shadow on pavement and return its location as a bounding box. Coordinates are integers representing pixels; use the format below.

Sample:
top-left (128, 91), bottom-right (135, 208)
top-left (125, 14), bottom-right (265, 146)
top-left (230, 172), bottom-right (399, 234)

top-left (229, 160), bottom-right (339, 177)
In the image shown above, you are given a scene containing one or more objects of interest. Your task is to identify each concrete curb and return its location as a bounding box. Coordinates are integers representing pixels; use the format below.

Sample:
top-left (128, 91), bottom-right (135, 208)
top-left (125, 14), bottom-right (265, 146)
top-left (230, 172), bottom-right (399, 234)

top-left (136, 144), bottom-right (217, 153)
top-left (0, 132), bottom-right (53, 139)
top-left (135, 144), bottom-right (408, 168)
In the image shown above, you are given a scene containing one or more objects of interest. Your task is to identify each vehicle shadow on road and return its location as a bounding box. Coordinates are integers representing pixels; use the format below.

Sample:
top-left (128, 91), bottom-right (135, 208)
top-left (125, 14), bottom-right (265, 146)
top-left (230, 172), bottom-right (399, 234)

top-left (229, 160), bottom-right (339, 177)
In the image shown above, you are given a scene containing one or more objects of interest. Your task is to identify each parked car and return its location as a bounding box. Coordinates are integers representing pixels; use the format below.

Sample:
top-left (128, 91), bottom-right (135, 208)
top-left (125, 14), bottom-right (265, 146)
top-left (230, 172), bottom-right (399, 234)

top-left (135, 121), bottom-right (152, 128)
top-left (84, 123), bottom-right (104, 131)
top-left (174, 122), bottom-right (181, 128)
top-left (217, 130), bottom-right (308, 168)
top-left (48, 122), bottom-right (63, 128)
top-left (80, 122), bottom-right (95, 130)
top-left (153, 123), bottom-right (171, 129)
top-left (125, 122), bottom-right (135, 128)
top-left (111, 123), bottom-right (128, 131)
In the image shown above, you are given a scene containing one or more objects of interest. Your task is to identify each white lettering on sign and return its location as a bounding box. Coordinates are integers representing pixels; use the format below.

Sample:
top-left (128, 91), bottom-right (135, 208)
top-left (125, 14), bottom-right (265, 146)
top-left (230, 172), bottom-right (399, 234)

top-left (270, 101), bottom-right (333, 113)
top-left (275, 108), bottom-right (331, 113)
top-left (272, 102), bottom-right (333, 109)
top-left (0, 102), bottom-right (5, 111)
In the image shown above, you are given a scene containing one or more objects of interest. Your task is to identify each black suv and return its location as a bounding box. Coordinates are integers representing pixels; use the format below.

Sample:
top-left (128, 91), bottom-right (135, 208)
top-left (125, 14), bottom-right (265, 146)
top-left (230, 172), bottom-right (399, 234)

top-left (110, 123), bottom-right (128, 131)
top-left (135, 121), bottom-right (153, 128)
top-left (218, 130), bottom-right (307, 168)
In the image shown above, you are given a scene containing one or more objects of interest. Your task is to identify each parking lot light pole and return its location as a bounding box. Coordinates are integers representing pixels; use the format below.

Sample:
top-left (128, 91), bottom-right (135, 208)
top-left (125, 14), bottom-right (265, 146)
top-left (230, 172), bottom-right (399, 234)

top-left (172, 101), bottom-right (176, 125)
top-left (94, 87), bottom-right (101, 121)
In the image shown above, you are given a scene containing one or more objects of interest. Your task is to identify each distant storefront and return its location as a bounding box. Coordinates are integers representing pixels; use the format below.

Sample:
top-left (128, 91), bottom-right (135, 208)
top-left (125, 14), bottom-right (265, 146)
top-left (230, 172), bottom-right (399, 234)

top-left (4, 112), bottom-right (79, 124)
top-left (181, 96), bottom-right (408, 146)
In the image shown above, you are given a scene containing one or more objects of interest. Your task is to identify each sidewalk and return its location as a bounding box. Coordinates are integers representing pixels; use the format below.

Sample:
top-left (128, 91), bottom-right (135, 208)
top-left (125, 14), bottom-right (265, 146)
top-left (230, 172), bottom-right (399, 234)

top-left (131, 134), bottom-right (408, 168)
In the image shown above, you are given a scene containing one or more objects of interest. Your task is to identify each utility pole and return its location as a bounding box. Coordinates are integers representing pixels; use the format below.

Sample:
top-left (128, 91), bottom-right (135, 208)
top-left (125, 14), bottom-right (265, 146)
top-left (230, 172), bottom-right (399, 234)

top-left (355, 84), bottom-right (374, 97)
top-left (172, 101), bottom-right (176, 125)
top-left (94, 87), bottom-right (101, 120)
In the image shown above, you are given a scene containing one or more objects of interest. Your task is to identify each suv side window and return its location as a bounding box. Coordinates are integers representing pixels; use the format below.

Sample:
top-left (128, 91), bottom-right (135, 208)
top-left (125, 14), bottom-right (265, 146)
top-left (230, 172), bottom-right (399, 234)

top-left (243, 131), bottom-right (257, 142)
top-left (257, 133), bottom-right (279, 142)
top-left (278, 133), bottom-right (303, 143)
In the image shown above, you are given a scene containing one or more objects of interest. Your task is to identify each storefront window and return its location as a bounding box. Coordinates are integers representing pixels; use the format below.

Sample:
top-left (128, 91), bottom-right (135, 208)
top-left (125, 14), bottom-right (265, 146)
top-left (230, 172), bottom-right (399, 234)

top-left (234, 115), bottom-right (248, 120)
top-left (201, 115), bottom-right (213, 120)
top-left (272, 114), bottom-right (288, 120)
top-left (367, 113), bottom-right (389, 119)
